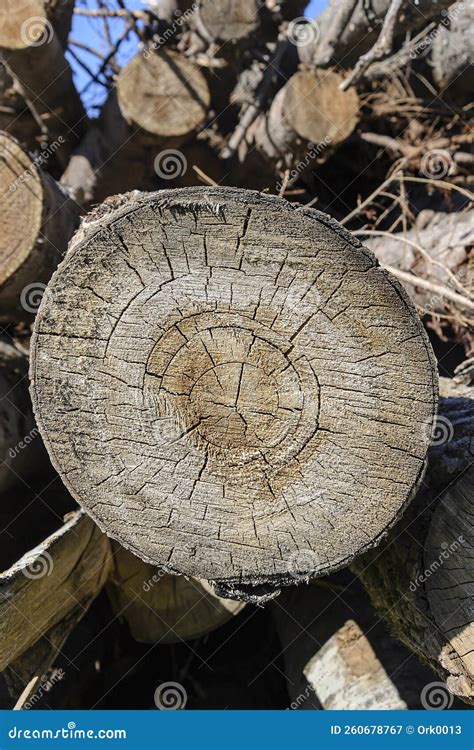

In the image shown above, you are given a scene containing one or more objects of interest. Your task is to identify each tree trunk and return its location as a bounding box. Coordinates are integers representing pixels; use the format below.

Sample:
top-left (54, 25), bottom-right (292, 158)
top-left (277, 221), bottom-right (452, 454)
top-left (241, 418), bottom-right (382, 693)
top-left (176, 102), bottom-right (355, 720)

top-left (107, 542), bottom-right (245, 644)
top-left (252, 70), bottom-right (359, 168)
top-left (30, 187), bottom-right (437, 595)
top-left (0, 132), bottom-right (81, 320)
top-left (0, 0), bottom-right (85, 164)
top-left (353, 380), bottom-right (474, 704)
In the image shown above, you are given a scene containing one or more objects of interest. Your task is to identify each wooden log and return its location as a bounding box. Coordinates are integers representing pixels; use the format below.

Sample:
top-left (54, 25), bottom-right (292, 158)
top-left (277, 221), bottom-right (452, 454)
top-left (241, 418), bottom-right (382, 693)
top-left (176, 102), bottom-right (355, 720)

top-left (270, 574), bottom-right (439, 709)
top-left (30, 186), bottom-right (437, 595)
top-left (0, 0), bottom-right (85, 163)
top-left (0, 132), bottom-right (81, 320)
top-left (0, 340), bottom-right (45, 493)
top-left (197, 0), bottom-right (263, 43)
top-left (353, 381), bottom-right (474, 704)
top-left (432, 0), bottom-right (474, 101)
top-left (252, 70), bottom-right (360, 168)
top-left (305, 0), bottom-right (454, 68)
top-left (107, 543), bottom-right (245, 644)
top-left (117, 49), bottom-right (210, 144)
top-left (304, 620), bottom-right (407, 710)
top-left (61, 51), bottom-right (210, 205)
top-left (0, 511), bottom-right (112, 672)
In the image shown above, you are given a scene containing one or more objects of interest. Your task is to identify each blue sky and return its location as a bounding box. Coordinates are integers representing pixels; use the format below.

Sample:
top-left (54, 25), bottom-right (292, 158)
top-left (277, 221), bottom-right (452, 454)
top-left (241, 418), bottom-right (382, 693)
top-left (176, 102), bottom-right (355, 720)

top-left (69, 1), bottom-right (328, 113)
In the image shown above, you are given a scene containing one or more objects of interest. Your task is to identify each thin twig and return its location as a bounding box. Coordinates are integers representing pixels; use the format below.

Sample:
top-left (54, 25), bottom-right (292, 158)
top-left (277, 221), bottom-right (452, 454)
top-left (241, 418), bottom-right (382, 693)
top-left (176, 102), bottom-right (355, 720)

top-left (341, 0), bottom-right (405, 90)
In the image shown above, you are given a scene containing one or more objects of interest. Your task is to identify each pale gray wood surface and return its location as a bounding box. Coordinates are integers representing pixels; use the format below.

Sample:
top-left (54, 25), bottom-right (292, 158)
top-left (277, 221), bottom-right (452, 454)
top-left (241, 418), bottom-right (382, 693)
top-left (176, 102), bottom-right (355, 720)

top-left (31, 187), bottom-right (437, 590)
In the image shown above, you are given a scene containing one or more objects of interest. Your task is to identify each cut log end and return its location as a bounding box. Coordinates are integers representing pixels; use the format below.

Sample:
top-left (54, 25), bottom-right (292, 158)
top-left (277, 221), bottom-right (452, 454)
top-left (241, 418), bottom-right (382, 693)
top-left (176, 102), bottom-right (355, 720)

top-left (31, 187), bottom-right (437, 590)
top-left (0, 0), bottom-right (47, 50)
top-left (199, 0), bottom-right (262, 42)
top-left (0, 132), bottom-right (43, 284)
top-left (117, 50), bottom-right (210, 141)
top-left (284, 70), bottom-right (360, 147)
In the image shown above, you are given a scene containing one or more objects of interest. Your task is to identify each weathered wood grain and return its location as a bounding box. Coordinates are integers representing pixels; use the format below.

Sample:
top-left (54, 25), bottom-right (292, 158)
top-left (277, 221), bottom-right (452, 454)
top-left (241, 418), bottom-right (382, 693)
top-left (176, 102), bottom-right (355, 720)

top-left (0, 511), bottom-right (112, 671)
top-left (30, 186), bottom-right (437, 591)
top-left (354, 381), bottom-right (474, 703)
top-left (0, 0), bottom-right (85, 162)
top-left (107, 542), bottom-right (245, 643)
top-left (0, 131), bottom-right (81, 320)
top-left (304, 619), bottom-right (407, 710)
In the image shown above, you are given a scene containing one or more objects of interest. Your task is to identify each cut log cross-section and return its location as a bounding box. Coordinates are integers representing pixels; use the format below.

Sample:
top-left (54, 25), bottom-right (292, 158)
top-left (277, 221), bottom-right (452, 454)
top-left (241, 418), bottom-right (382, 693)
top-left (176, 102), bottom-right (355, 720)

top-left (0, 132), bottom-right (81, 320)
top-left (61, 50), bottom-right (211, 205)
top-left (117, 49), bottom-right (210, 144)
top-left (253, 70), bottom-right (360, 167)
top-left (197, 0), bottom-right (263, 42)
top-left (0, 0), bottom-right (85, 161)
top-left (30, 187), bottom-right (437, 595)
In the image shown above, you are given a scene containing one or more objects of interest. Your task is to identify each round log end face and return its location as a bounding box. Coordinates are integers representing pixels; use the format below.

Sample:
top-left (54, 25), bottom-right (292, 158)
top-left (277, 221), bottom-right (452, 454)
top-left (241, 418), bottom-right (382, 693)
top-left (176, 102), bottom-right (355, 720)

top-left (117, 50), bottom-right (210, 139)
top-left (0, 133), bottom-right (42, 285)
top-left (0, 0), bottom-right (49, 50)
top-left (31, 187), bottom-right (437, 587)
top-left (284, 70), bottom-right (360, 147)
top-left (199, 0), bottom-right (261, 42)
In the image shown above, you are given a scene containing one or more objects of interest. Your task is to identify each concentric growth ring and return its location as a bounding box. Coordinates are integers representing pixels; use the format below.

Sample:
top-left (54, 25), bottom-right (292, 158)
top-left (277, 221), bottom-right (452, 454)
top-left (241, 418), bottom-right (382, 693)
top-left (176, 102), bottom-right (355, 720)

top-left (31, 187), bottom-right (437, 587)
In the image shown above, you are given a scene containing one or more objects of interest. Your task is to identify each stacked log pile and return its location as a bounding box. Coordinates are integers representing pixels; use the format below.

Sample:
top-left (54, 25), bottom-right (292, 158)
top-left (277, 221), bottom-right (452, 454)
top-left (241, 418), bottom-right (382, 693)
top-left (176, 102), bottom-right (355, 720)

top-left (0, 0), bottom-right (472, 710)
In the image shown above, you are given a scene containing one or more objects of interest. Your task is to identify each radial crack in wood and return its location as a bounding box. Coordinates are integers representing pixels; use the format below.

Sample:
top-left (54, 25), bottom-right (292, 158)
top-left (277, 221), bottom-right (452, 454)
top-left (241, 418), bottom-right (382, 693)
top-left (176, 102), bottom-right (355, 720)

top-left (30, 186), bottom-right (437, 591)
